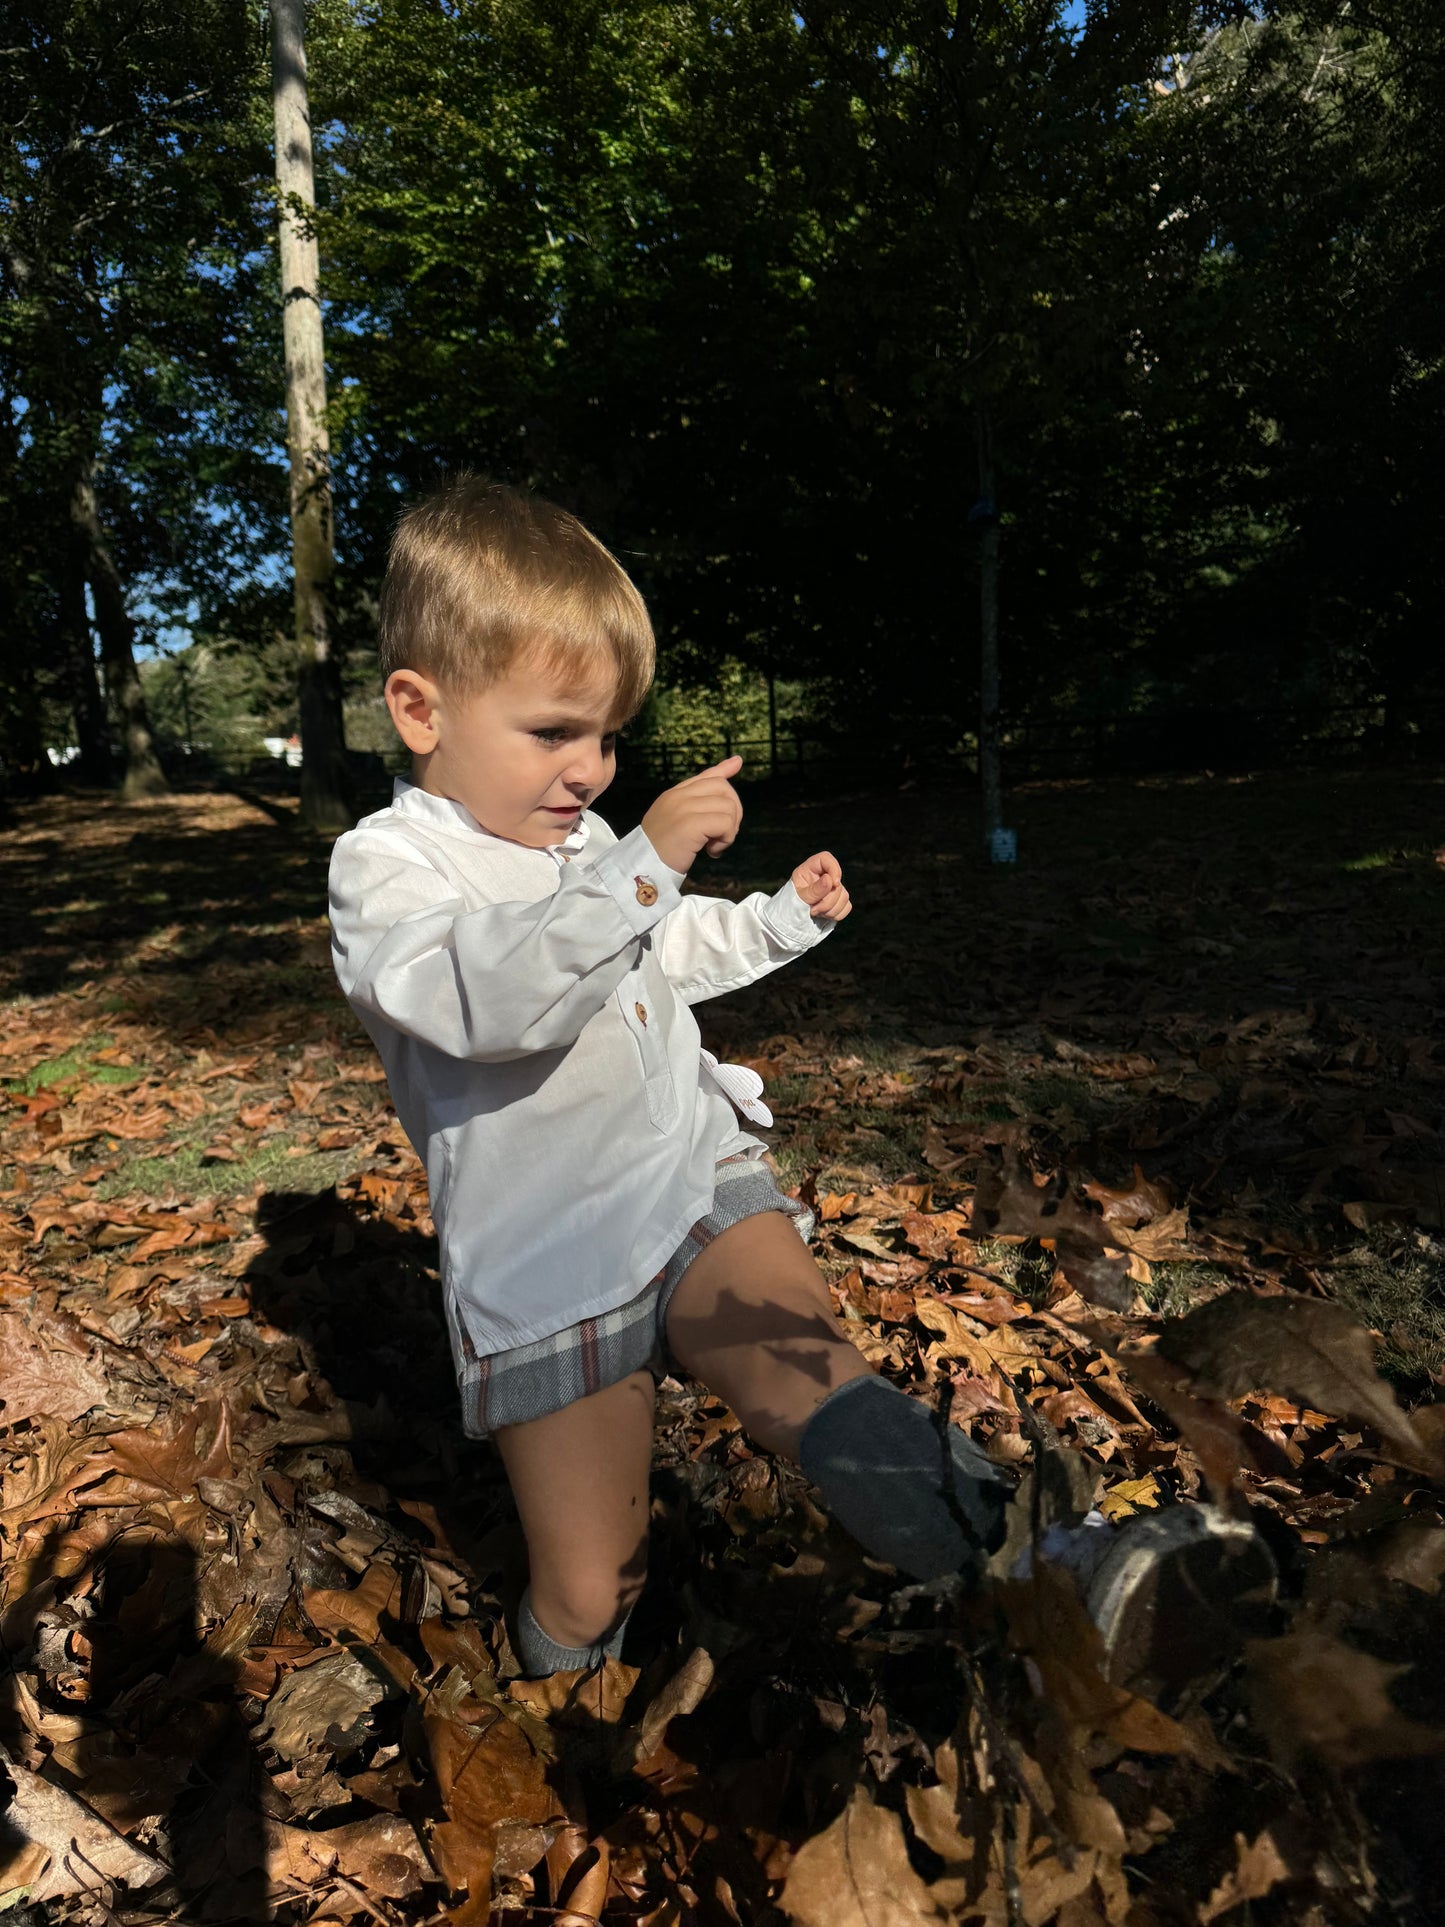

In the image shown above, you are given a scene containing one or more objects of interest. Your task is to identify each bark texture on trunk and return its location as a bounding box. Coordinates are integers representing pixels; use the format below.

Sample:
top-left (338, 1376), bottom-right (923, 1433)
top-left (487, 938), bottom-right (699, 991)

top-left (70, 473), bottom-right (168, 798)
top-left (57, 557), bottom-right (115, 788)
top-left (976, 406), bottom-right (1003, 859)
top-left (271, 0), bottom-right (352, 832)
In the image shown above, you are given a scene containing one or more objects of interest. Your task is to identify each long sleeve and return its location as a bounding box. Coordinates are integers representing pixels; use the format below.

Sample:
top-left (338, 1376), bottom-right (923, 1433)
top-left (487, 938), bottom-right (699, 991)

top-left (329, 823), bottom-right (682, 1061)
top-left (655, 879), bottom-right (833, 1005)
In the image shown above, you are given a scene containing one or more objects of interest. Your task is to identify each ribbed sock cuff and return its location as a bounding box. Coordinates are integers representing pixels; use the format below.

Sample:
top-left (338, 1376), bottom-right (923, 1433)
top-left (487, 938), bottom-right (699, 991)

top-left (799, 1373), bottom-right (1011, 1583)
top-left (515, 1586), bottom-right (632, 1678)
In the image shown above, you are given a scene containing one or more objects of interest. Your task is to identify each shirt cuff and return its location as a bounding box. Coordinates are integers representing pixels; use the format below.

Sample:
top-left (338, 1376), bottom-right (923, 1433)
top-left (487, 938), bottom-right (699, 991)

top-left (588, 824), bottom-right (686, 936)
top-left (760, 878), bottom-right (833, 950)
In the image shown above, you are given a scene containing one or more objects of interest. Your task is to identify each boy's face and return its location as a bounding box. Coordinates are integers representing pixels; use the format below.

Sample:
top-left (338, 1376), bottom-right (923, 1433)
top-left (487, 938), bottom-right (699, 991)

top-left (385, 652), bottom-right (620, 848)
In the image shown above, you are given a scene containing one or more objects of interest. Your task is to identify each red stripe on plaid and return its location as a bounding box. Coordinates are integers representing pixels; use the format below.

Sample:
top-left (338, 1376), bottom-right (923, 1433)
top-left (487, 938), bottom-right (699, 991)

top-left (580, 1315), bottom-right (601, 1396)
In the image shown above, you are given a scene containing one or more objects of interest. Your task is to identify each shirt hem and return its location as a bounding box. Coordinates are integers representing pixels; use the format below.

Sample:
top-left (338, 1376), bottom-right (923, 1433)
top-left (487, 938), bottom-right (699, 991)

top-left (445, 1176), bottom-right (759, 1358)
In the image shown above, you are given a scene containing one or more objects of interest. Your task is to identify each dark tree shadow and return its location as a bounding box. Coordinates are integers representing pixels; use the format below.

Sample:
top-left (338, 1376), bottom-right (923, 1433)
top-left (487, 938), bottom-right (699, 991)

top-left (0, 1529), bottom-right (266, 1922)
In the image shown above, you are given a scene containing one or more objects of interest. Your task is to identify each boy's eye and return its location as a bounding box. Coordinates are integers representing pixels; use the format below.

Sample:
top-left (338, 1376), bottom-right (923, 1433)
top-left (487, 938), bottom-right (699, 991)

top-left (531, 728), bottom-right (620, 751)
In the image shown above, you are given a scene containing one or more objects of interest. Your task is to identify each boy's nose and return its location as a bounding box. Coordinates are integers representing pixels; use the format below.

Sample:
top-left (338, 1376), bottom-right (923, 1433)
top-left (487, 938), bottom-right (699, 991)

top-left (567, 747), bottom-right (608, 791)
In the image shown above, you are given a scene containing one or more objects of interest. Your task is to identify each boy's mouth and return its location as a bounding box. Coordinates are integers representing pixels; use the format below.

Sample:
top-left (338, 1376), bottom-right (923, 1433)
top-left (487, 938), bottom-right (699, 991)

top-left (542, 804), bottom-right (581, 815)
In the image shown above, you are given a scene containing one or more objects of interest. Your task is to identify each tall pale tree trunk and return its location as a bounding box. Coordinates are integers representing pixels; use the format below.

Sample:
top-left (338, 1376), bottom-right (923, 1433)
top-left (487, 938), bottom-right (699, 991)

top-left (57, 546), bottom-right (114, 787)
top-left (270, 0), bottom-right (352, 832)
top-left (69, 475), bottom-right (167, 797)
top-left (975, 403), bottom-right (1004, 860)
top-left (53, 538), bottom-right (114, 787)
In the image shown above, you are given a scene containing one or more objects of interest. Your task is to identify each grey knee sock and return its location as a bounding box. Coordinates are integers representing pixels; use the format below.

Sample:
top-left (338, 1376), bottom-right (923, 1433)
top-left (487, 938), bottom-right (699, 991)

top-left (515, 1586), bottom-right (632, 1678)
top-left (799, 1374), bottom-right (1011, 1582)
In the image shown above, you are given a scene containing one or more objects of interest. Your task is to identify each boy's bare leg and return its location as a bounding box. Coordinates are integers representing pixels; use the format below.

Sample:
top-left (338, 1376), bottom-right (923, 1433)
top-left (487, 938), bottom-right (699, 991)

top-left (493, 1368), bottom-right (656, 1648)
top-left (663, 1211), bottom-right (875, 1461)
top-left (666, 1210), bottom-right (1011, 1581)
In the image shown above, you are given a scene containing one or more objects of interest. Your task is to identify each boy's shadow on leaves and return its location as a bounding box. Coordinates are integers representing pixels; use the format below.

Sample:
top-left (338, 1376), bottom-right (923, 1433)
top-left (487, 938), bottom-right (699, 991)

top-left (242, 1185), bottom-right (660, 1626)
top-left (246, 1184), bottom-right (478, 1482)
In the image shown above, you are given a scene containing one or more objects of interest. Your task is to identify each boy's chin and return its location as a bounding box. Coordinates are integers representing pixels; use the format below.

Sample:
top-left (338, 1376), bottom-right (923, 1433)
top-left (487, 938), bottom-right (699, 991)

top-left (525, 816), bottom-right (579, 847)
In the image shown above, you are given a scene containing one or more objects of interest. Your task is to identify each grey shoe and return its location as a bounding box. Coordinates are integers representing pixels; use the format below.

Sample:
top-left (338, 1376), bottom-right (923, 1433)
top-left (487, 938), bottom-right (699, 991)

top-left (1086, 1503), bottom-right (1277, 1708)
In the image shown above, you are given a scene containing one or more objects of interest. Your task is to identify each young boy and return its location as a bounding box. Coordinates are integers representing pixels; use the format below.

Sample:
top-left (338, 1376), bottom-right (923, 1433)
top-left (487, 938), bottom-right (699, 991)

top-left (329, 477), bottom-right (1270, 1682)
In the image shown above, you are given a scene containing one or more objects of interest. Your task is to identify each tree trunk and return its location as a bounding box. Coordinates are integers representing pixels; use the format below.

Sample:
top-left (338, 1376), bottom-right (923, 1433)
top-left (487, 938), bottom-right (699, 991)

top-left (976, 404), bottom-right (1004, 860)
top-left (57, 559), bottom-right (114, 788)
top-left (0, 589), bottom-right (59, 796)
top-left (271, 0), bottom-right (352, 833)
top-left (69, 472), bottom-right (169, 798)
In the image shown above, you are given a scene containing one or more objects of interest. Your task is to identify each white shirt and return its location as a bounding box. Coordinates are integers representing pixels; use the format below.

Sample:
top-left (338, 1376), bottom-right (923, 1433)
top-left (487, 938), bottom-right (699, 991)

top-left (328, 779), bottom-right (834, 1355)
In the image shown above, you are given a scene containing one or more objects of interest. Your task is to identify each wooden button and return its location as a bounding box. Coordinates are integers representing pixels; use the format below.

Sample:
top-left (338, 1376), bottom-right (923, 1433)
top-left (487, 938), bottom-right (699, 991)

top-left (634, 875), bottom-right (658, 907)
top-left (635, 1002), bottom-right (648, 1026)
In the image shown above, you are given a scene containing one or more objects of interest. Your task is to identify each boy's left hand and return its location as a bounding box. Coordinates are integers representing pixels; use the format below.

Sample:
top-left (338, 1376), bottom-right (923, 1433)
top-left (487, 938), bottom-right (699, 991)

top-left (791, 851), bottom-right (851, 921)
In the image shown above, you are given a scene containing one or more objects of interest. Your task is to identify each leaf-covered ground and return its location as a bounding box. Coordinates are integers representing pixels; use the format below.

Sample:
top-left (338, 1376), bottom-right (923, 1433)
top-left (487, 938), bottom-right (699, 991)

top-left (1, 768), bottom-right (1443, 1926)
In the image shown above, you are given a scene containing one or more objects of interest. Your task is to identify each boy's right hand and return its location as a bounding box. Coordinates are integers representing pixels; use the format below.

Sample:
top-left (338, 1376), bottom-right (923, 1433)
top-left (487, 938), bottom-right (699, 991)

top-left (641, 754), bottom-right (744, 872)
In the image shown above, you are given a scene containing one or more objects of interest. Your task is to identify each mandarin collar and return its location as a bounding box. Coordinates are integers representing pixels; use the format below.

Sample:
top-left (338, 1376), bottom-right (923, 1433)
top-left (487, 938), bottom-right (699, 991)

top-left (390, 777), bottom-right (593, 861)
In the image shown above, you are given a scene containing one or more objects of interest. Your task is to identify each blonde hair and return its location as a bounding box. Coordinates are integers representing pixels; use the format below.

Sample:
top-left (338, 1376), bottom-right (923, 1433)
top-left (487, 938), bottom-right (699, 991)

top-left (378, 475), bottom-right (655, 721)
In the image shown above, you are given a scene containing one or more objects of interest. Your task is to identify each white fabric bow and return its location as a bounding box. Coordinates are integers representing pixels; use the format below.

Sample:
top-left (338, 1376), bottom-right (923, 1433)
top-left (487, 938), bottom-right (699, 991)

top-left (698, 1048), bottom-right (773, 1127)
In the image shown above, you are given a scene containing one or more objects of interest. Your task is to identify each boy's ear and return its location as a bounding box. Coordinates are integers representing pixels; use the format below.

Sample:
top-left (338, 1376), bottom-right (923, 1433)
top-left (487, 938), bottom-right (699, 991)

top-left (384, 669), bottom-right (444, 754)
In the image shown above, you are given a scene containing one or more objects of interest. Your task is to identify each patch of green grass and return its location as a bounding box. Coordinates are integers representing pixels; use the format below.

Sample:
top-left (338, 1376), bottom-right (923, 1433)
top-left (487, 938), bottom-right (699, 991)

top-left (1142, 1260), bottom-right (1231, 1321)
top-left (94, 1131), bottom-right (359, 1206)
top-left (89, 1063), bottom-right (142, 1085)
top-left (758, 1074), bottom-right (817, 1111)
top-left (1327, 1233), bottom-right (1445, 1388)
top-left (4, 1037), bottom-right (146, 1096)
top-left (1342, 847), bottom-right (1433, 873)
top-left (969, 1237), bottom-right (1056, 1305)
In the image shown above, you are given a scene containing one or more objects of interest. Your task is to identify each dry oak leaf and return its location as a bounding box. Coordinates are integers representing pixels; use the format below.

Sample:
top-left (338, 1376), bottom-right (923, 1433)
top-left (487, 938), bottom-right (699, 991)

top-left (0, 1422), bottom-right (112, 1565)
top-left (914, 1299), bottom-right (1016, 1384)
top-left (304, 1561), bottom-right (405, 1645)
top-left (973, 1158), bottom-right (1140, 1314)
top-left (263, 1810), bottom-right (429, 1902)
top-left (900, 1208), bottom-right (973, 1259)
top-left (1081, 1166), bottom-right (1174, 1228)
top-left (1157, 1293), bottom-right (1441, 1472)
top-left (631, 1645), bottom-right (715, 1766)
top-left (1098, 1474), bottom-right (1163, 1522)
top-left (92, 1399), bottom-right (238, 1504)
top-left (1246, 1629), bottom-right (1445, 1770)
top-left (782, 1785), bottom-right (942, 1926)
top-left (999, 1562), bottom-right (1224, 1764)
top-left (1104, 1208), bottom-right (1192, 1264)
top-left (0, 1306), bottom-right (110, 1425)
top-left (424, 1704), bottom-right (555, 1898)
top-left (511, 1655), bottom-right (639, 1731)
top-left (1116, 1343), bottom-right (1293, 1500)
top-left (1198, 1828), bottom-right (1294, 1924)
top-left (0, 1749), bottom-right (166, 1903)
top-left (902, 1740), bottom-right (968, 1864)
top-left (252, 1648), bottom-right (390, 1762)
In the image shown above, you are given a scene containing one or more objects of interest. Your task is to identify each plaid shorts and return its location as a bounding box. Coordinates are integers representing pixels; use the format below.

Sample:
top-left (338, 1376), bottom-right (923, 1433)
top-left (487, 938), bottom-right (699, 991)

top-left (456, 1152), bottom-right (815, 1437)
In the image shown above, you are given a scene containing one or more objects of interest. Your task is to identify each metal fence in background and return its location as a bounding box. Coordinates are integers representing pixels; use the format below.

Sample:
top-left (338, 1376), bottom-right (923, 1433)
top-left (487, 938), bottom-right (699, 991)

top-left (138, 698), bottom-right (1442, 804)
top-left (611, 700), bottom-right (1445, 789)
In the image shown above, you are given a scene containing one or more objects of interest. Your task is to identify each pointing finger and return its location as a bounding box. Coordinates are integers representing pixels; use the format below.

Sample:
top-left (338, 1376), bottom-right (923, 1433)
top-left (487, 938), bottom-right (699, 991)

top-left (686, 754), bottom-right (743, 782)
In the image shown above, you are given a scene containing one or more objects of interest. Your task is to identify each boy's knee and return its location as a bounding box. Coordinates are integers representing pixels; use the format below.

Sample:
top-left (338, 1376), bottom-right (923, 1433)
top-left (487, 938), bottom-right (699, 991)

top-left (533, 1546), bottom-right (647, 1648)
